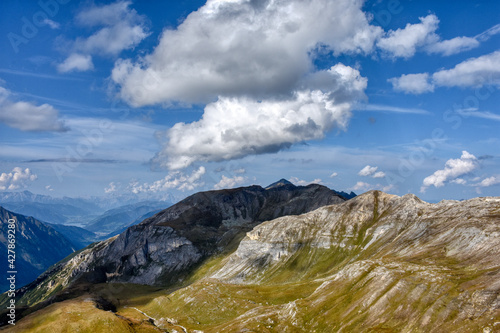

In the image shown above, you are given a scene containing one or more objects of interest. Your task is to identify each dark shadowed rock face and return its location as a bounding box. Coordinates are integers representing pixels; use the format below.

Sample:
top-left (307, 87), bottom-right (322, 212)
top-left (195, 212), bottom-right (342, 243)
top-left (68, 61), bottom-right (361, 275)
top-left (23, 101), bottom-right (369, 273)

top-left (19, 183), bottom-right (345, 299)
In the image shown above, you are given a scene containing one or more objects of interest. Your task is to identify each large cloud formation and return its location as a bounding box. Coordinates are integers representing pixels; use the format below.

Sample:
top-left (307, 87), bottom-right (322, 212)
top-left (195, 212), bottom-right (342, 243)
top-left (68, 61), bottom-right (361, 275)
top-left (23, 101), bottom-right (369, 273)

top-left (112, 0), bottom-right (377, 169)
top-left (153, 65), bottom-right (366, 169)
top-left (110, 0), bottom-right (490, 170)
top-left (112, 0), bottom-right (379, 106)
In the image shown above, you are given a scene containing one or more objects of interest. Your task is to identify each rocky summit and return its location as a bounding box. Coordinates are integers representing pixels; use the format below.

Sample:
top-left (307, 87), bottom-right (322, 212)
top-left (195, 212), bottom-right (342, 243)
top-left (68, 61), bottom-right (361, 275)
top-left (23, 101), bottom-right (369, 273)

top-left (2, 189), bottom-right (500, 333)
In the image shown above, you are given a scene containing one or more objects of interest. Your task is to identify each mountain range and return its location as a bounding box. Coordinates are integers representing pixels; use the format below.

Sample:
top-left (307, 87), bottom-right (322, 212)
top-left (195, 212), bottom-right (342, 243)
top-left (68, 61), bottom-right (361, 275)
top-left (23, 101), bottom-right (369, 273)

top-left (1, 183), bottom-right (499, 332)
top-left (0, 191), bottom-right (173, 229)
top-left (0, 207), bottom-right (76, 292)
top-left (84, 201), bottom-right (170, 236)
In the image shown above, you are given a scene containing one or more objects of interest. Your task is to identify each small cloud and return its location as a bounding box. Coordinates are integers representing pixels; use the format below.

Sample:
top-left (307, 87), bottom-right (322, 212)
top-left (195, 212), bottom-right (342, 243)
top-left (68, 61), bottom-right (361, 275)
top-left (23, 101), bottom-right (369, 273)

top-left (0, 167), bottom-right (37, 190)
top-left (358, 165), bottom-right (385, 178)
top-left (0, 85), bottom-right (68, 132)
top-left (329, 172), bottom-right (338, 178)
top-left (377, 14), bottom-right (439, 59)
top-left (351, 181), bottom-right (394, 193)
top-left (45, 185), bottom-right (54, 191)
top-left (352, 181), bottom-right (371, 191)
top-left (57, 1), bottom-right (150, 73)
top-left (130, 166), bottom-right (206, 193)
top-left (233, 168), bottom-right (246, 174)
top-left (475, 176), bottom-right (500, 187)
top-left (425, 36), bottom-right (479, 56)
top-left (104, 182), bottom-right (118, 193)
top-left (358, 165), bottom-right (378, 177)
top-left (377, 15), bottom-right (497, 59)
top-left (451, 178), bottom-right (467, 185)
top-left (57, 53), bottom-right (94, 73)
top-left (388, 73), bottom-right (434, 94)
top-left (43, 19), bottom-right (60, 29)
top-left (213, 175), bottom-right (246, 190)
top-left (421, 151), bottom-right (479, 192)
top-left (290, 177), bottom-right (322, 186)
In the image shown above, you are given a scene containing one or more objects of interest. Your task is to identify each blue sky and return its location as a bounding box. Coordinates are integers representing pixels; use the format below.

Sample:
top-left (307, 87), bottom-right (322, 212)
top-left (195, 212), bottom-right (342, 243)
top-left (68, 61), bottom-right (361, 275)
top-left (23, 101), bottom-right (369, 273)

top-left (0, 0), bottom-right (499, 202)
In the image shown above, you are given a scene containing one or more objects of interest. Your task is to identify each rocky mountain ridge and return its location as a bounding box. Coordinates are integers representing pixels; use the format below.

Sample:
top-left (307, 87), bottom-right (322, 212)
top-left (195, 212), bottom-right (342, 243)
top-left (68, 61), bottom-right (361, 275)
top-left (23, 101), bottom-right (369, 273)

top-left (4, 189), bottom-right (499, 332)
top-left (11, 182), bottom-right (346, 306)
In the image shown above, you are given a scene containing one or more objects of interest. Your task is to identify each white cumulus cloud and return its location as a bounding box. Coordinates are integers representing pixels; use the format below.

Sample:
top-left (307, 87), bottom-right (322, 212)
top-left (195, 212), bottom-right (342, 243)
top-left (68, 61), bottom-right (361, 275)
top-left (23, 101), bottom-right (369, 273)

top-left (377, 14), bottom-right (440, 59)
top-left (153, 66), bottom-right (367, 169)
top-left (425, 36), bottom-right (479, 56)
top-left (58, 1), bottom-right (149, 73)
top-left (432, 50), bottom-right (500, 88)
top-left (113, 0), bottom-right (376, 170)
top-left (130, 166), bottom-right (206, 193)
top-left (476, 176), bottom-right (500, 187)
top-left (421, 151), bottom-right (479, 192)
top-left (372, 171), bottom-right (386, 178)
top-left (57, 53), bottom-right (94, 73)
top-left (213, 175), bottom-right (246, 190)
top-left (0, 167), bottom-right (37, 190)
top-left (358, 165), bottom-right (386, 179)
top-left (392, 50), bottom-right (500, 94)
top-left (377, 15), bottom-right (496, 59)
top-left (112, 0), bottom-right (380, 106)
top-left (290, 177), bottom-right (322, 186)
top-left (0, 85), bottom-right (67, 132)
top-left (388, 73), bottom-right (434, 94)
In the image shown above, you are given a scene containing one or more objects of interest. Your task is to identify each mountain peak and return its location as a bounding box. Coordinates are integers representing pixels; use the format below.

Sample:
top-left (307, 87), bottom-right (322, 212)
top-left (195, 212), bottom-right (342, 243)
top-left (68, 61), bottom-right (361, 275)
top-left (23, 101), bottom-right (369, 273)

top-left (265, 178), bottom-right (294, 190)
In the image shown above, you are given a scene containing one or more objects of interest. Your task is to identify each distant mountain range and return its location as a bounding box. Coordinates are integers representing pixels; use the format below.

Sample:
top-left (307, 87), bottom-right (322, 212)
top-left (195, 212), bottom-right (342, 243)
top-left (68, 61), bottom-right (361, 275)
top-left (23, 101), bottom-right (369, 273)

top-left (0, 191), bottom-right (175, 227)
top-left (0, 191), bottom-right (172, 246)
top-left (44, 223), bottom-right (98, 249)
top-left (0, 191), bottom-right (103, 226)
top-left (85, 201), bottom-right (170, 236)
top-left (0, 207), bottom-right (76, 292)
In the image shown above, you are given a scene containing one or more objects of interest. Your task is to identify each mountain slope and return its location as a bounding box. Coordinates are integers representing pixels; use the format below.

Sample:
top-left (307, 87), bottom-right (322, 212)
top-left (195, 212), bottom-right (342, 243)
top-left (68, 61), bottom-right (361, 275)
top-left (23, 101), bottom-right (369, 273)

top-left (139, 191), bottom-right (500, 332)
top-left (5, 190), bottom-right (499, 332)
top-left (0, 207), bottom-right (76, 292)
top-left (9, 183), bottom-right (345, 308)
